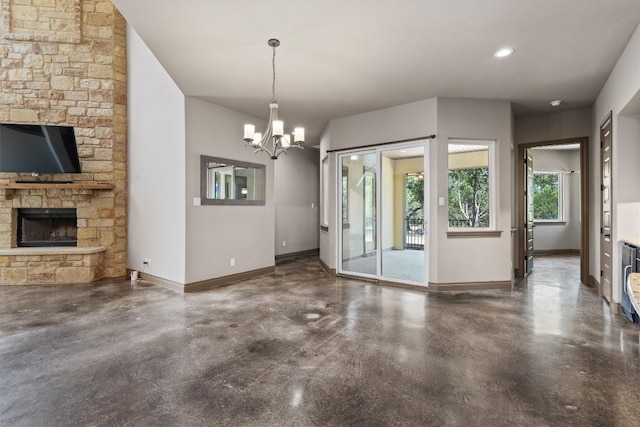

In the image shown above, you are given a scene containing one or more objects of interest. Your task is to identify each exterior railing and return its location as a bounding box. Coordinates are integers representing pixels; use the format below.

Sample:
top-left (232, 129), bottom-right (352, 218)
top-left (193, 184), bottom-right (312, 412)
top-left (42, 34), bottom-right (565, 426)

top-left (405, 216), bottom-right (424, 249)
top-left (448, 219), bottom-right (470, 228)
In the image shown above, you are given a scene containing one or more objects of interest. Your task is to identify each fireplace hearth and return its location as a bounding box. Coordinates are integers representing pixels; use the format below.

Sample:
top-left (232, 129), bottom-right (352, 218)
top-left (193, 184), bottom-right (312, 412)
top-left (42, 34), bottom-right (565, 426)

top-left (17, 208), bottom-right (78, 247)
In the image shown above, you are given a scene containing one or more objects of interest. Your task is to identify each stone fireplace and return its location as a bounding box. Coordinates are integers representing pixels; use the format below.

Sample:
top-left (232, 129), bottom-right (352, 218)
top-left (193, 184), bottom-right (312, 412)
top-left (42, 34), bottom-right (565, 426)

top-left (0, 1), bottom-right (128, 285)
top-left (0, 186), bottom-right (111, 285)
top-left (17, 208), bottom-right (78, 247)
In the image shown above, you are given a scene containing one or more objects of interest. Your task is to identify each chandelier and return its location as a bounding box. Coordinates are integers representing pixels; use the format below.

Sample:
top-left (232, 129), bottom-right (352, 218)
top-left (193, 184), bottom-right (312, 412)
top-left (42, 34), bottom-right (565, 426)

top-left (243, 39), bottom-right (305, 159)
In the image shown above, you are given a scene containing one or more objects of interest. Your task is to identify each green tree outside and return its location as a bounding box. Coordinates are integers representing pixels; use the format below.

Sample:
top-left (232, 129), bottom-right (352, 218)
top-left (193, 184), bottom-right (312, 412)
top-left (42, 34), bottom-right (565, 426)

top-left (405, 174), bottom-right (424, 230)
top-left (405, 174), bottom-right (424, 212)
top-left (448, 168), bottom-right (489, 227)
top-left (533, 173), bottom-right (559, 220)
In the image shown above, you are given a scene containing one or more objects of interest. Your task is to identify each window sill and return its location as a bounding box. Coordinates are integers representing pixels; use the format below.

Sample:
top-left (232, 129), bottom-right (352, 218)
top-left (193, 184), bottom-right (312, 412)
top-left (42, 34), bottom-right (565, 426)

top-left (447, 230), bottom-right (503, 238)
top-left (533, 221), bottom-right (566, 226)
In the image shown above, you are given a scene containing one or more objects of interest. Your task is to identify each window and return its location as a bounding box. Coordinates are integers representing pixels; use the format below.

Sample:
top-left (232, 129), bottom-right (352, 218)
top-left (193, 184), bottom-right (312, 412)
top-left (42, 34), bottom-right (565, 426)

top-left (533, 172), bottom-right (563, 222)
top-left (321, 155), bottom-right (329, 227)
top-left (447, 140), bottom-right (495, 229)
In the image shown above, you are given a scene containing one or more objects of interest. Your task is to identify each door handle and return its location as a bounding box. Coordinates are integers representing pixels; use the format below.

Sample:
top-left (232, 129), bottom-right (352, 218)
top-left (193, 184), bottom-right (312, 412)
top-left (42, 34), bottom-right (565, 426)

top-left (624, 265), bottom-right (633, 297)
top-left (624, 265), bottom-right (632, 290)
top-left (604, 234), bottom-right (611, 239)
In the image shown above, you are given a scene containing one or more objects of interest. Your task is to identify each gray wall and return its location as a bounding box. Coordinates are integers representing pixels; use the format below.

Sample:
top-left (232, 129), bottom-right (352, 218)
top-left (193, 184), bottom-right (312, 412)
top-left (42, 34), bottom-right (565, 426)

top-left (128, 27), bottom-right (319, 286)
top-left (321, 97), bottom-right (514, 285)
top-left (513, 107), bottom-right (591, 273)
top-left (514, 108), bottom-right (592, 144)
top-left (321, 98), bottom-right (437, 273)
top-left (184, 98), bottom-right (275, 284)
top-left (127, 26), bottom-right (187, 283)
top-left (436, 98), bottom-right (513, 284)
top-left (319, 125), bottom-right (334, 268)
top-left (592, 22), bottom-right (640, 303)
top-left (274, 146), bottom-right (320, 256)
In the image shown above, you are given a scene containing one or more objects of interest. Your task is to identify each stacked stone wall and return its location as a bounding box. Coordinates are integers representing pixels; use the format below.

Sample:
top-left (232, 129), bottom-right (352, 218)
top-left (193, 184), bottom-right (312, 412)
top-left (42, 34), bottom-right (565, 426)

top-left (0, 0), bottom-right (126, 280)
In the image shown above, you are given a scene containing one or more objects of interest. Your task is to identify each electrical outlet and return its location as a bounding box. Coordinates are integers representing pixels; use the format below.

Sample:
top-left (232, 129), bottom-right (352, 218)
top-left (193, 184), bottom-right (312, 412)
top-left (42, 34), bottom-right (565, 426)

top-left (230, 258), bottom-right (235, 266)
top-left (282, 241), bottom-right (286, 247)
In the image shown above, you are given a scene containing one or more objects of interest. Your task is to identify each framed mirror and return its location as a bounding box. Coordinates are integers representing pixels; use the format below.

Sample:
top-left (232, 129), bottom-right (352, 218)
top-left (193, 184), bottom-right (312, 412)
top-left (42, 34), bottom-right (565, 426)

top-left (200, 155), bottom-right (266, 205)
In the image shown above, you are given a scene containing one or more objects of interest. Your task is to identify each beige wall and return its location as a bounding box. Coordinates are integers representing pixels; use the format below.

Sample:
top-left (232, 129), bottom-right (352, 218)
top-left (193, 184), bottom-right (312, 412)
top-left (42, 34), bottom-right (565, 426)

top-left (448, 151), bottom-right (488, 170)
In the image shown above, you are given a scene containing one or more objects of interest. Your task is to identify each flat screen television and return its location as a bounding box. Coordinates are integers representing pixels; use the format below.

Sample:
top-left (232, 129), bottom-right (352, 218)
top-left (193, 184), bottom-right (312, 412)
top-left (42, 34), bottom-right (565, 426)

top-left (0, 124), bottom-right (81, 174)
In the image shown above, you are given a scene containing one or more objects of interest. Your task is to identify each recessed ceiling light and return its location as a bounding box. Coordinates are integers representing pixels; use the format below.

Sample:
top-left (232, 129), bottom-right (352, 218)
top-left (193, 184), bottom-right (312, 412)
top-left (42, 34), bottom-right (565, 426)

top-left (550, 100), bottom-right (562, 107)
top-left (494, 48), bottom-right (514, 58)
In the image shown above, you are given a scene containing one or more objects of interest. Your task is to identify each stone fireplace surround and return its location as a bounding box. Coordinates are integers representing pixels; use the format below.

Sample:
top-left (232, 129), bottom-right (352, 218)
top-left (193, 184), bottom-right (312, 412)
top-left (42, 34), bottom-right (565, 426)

top-left (0, 1), bottom-right (128, 285)
top-left (0, 182), bottom-right (114, 285)
top-left (0, 246), bottom-right (105, 285)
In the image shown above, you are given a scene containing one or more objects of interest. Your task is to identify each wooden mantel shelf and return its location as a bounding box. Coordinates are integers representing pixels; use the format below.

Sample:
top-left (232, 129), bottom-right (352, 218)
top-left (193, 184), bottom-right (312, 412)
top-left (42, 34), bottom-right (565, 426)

top-left (0, 181), bottom-right (114, 190)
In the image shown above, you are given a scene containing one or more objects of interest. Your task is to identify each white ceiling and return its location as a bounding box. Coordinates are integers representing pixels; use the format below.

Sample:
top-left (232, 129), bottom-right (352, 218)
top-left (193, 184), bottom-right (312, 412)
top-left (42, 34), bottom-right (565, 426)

top-left (112, 0), bottom-right (640, 143)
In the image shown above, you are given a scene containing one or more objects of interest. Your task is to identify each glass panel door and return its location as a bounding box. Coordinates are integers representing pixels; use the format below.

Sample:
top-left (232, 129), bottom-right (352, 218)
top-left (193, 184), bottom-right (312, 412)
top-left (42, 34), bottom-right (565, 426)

top-left (340, 152), bottom-right (378, 277)
top-left (380, 146), bottom-right (426, 284)
top-left (338, 142), bottom-right (428, 285)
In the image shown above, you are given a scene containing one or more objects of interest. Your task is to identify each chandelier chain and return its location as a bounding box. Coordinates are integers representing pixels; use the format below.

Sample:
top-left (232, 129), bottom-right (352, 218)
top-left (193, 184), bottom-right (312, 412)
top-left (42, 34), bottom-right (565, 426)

top-left (271, 43), bottom-right (277, 103)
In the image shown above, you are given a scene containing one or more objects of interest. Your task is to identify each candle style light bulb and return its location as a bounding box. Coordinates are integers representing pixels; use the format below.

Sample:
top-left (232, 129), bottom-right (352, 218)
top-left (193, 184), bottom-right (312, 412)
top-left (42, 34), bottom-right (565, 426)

top-left (252, 132), bottom-right (262, 146)
top-left (244, 124), bottom-right (255, 142)
top-left (272, 120), bottom-right (284, 137)
top-left (282, 134), bottom-right (291, 148)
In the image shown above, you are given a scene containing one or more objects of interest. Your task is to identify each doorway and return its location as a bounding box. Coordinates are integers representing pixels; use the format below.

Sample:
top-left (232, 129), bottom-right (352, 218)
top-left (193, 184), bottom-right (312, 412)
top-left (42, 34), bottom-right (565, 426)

top-left (516, 137), bottom-right (589, 284)
top-left (600, 113), bottom-right (612, 302)
top-left (338, 142), bottom-right (429, 286)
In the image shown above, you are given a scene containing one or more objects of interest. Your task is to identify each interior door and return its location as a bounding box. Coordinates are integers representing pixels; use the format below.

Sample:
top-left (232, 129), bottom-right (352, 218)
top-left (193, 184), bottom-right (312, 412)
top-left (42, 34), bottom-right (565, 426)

top-left (525, 150), bottom-right (534, 274)
top-left (600, 112), bottom-right (613, 302)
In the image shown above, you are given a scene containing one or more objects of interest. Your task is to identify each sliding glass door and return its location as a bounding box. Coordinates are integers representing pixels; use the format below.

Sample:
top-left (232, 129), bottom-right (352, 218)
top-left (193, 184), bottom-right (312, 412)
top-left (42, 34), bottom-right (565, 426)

top-left (380, 145), bottom-right (426, 283)
top-left (340, 152), bottom-right (377, 277)
top-left (339, 142), bottom-right (428, 286)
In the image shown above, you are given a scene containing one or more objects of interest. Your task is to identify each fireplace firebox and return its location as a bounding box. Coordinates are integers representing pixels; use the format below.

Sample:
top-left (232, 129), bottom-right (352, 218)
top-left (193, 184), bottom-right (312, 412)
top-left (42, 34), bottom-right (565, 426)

top-left (17, 208), bottom-right (77, 247)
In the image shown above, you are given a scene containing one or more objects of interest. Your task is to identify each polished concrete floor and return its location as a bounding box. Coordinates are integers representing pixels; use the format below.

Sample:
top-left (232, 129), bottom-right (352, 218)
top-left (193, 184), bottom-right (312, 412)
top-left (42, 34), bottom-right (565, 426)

top-left (1, 255), bottom-right (639, 426)
top-left (342, 249), bottom-right (425, 282)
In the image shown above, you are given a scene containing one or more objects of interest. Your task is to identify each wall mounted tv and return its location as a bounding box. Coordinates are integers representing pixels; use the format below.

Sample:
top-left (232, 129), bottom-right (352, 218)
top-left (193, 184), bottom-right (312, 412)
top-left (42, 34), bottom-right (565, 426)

top-left (0, 124), bottom-right (81, 174)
